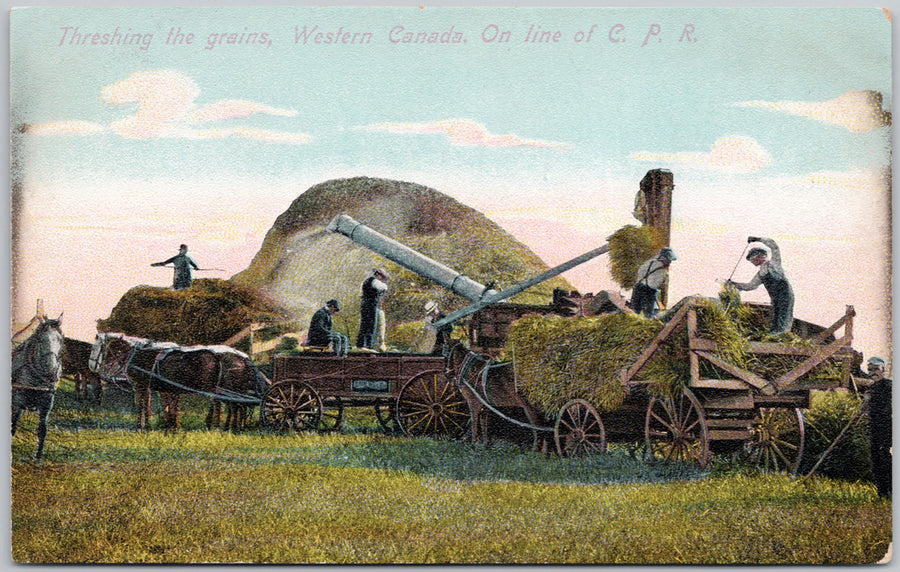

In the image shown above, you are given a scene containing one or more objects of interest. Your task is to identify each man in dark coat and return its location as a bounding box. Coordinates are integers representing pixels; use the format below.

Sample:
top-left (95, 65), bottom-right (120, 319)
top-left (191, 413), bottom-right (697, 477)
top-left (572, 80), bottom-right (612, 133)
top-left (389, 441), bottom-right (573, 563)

top-left (728, 236), bottom-right (794, 334)
top-left (357, 268), bottom-right (389, 349)
top-left (151, 244), bottom-right (200, 290)
top-left (424, 300), bottom-right (453, 356)
top-left (308, 299), bottom-right (348, 356)
top-left (866, 356), bottom-right (891, 498)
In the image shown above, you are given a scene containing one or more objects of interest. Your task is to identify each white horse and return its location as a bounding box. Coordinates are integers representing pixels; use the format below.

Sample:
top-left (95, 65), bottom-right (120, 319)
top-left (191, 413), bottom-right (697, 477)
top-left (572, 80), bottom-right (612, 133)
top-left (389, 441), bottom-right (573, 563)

top-left (12, 314), bottom-right (64, 460)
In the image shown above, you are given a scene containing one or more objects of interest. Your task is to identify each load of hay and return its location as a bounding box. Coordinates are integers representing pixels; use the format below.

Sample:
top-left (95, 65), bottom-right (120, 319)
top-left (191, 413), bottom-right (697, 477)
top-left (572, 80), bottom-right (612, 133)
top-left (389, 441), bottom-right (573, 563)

top-left (607, 225), bottom-right (666, 289)
top-left (503, 284), bottom-right (847, 417)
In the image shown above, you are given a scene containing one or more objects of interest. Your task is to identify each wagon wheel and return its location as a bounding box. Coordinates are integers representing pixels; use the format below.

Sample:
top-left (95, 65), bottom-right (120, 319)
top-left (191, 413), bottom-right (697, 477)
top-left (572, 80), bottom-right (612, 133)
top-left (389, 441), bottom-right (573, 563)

top-left (261, 379), bottom-right (323, 432)
top-left (319, 397), bottom-right (344, 432)
top-left (555, 399), bottom-right (607, 457)
top-left (397, 369), bottom-right (469, 438)
top-left (743, 407), bottom-right (805, 475)
top-left (374, 400), bottom-right (398, 433)
top-left (645, 387), bottom-right (711, 468)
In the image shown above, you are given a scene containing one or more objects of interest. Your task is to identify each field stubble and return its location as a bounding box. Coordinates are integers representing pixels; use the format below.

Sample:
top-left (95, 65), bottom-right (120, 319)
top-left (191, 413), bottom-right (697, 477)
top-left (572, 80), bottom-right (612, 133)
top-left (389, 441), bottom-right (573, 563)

top-left (10, 380), bottom-right (892, 564)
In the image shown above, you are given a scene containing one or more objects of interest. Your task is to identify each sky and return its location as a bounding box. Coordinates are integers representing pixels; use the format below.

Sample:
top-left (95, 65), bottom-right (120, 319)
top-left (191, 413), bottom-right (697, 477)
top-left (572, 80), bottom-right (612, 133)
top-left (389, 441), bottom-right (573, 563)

top-left (9, 6), bottom-right (893, 364)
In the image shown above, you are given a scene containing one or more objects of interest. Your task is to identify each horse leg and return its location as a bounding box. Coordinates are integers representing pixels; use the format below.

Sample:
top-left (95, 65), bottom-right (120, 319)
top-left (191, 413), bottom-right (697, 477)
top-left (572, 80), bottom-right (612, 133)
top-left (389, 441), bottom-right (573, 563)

top-left (11, 400), bottom-right (22, 437)
top-left (161, 394), bottom-right (180, 433)
top-left (35, 408), bottom-right (49, 460)
top-left (91, 374), bottom-right (103, 408)
top-left (206, 401), bottom-right (222, 429)
top-left (136, 386), bottom-right (151, 430)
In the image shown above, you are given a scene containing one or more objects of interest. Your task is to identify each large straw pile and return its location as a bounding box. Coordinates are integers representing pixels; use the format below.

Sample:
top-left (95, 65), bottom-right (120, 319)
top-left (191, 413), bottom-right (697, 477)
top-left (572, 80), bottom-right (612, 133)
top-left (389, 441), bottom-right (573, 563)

top-left (503, 286), bottom-right (846, 416)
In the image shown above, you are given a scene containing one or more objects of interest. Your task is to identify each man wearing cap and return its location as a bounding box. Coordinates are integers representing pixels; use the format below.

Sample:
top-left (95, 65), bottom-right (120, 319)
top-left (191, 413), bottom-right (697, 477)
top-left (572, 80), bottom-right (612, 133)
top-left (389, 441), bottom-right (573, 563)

top-left (631, 247), bottom-right (677, 318)
top-left (308, 299), bottom-right (349, 357)
top-left (357, 268), bottom-right (390, 349)
top-left (728, 236), bottom-right (794, 334)
top-left (866, 356), bottom-right (892, 498)
top-left (424, 301), bottom-right (453, 356)
top-left (151, 244), bottom-right (200, 290)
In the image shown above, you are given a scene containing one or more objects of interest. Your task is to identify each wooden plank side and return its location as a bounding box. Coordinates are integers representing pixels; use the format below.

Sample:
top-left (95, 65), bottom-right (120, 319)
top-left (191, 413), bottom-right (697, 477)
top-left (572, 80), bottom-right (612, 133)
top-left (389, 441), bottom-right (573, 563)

top-left (691, 378), bottom-right (750, 390)
top-left (709, 429), bottom-right (751, 441)
top-left (695, 351), bottom-right (775, 395)
top-left (701, 393), bottom-right (754, 410)
top-left (775, 334), bottom-right (850, 388)
top-left (810, 306), bottom-right (854, 345)
top-left (618, 301), bottom-right (691, 384)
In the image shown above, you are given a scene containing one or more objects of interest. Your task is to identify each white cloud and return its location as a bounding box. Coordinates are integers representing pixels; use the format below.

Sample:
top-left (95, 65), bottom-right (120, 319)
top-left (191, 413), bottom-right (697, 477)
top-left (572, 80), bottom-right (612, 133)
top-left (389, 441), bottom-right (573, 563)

top-left (20, 120), bottom-right (106, 136)
top-left (25, 70), bottom-right (309, 144)
top-left (735, 90), bottom-right (891, 133)
top-left (631, 135), bottom-right (771, 173)
top-left (362, 118), bottom-right (572, 148)
top-left (184, 100), bottom-right (298, 124)
top-left (189, 126), bottom-right (311, 144)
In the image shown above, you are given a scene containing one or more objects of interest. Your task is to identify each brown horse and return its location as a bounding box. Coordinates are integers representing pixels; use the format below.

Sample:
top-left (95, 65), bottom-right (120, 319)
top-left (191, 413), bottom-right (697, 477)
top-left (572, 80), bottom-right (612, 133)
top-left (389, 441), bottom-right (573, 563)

top-left (63, 337), bottom-right (103, 406)
top-left (205, 347), bottom-right (270, 431)
top-left (445, 341), bottom-right (551, 451)
top-left (94, 336), bottom-right (219, 431)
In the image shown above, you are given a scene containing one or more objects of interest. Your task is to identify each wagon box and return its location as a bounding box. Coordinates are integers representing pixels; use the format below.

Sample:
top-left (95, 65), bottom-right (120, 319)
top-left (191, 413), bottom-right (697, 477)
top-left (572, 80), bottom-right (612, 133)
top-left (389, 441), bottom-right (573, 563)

top-left (268, 351), bottom-right (466, 435)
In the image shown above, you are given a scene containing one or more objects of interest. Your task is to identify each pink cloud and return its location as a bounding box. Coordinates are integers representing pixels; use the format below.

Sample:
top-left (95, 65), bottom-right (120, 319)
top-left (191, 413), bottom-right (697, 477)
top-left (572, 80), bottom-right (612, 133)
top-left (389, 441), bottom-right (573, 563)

top-left (364, 118), bottom-right (572, 148)
top-left (735, 91), bottom-right (892, 133)
top-left (631, 135), bottom-right (771, 173)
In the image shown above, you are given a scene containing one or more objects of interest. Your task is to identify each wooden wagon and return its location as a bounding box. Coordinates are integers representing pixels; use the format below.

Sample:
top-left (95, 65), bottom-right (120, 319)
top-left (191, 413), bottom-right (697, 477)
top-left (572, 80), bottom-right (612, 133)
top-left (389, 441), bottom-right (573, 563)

top-left (454, 296), bottom-right (859, 473)
top-left (266, 350), bottom-right (469, 436)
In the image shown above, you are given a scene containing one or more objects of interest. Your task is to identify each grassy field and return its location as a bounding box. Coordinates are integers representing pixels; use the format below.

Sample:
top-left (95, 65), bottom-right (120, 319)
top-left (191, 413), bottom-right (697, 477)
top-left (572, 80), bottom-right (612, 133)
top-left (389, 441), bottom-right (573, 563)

top-left (10, 379), bottom-right (892, 564)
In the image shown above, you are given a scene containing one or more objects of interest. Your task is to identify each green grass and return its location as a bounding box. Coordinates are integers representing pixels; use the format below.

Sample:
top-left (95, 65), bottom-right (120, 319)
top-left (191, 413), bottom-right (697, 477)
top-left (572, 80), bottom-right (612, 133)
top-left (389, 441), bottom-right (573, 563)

top-left (10, 379), bottom-right (892, 564)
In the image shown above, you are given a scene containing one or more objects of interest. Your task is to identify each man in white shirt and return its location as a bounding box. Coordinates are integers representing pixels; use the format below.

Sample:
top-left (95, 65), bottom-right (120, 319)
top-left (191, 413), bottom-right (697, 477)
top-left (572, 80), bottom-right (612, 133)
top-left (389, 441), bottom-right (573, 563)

top-left (630, 247), bottom-right (676, 318)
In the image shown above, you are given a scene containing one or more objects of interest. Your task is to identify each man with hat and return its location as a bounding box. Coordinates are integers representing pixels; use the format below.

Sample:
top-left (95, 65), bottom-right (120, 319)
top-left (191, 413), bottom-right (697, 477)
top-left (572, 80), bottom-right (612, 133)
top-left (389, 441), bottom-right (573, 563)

top-left (151, 244), bottom-right (200, 290)
top-left (727, 236), bottom-right (794, 334)
top-left (308, 299), bottom-right (349, 356)
top-left (866, 356), bottom-right (892, 498)
top-left (424, 300), bottom-right (453, 356)
top-left (357, 268), bottom-right (390, 349)
top-left (631, 247), bottom-right (677, 318)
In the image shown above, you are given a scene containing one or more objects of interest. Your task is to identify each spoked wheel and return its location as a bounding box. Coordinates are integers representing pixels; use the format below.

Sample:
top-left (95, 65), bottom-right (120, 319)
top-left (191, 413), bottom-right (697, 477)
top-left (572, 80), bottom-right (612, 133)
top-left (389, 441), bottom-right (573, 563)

top-left (319, 397), bottom-right (344, 432)
top-left (261, 379), bottom-right (323, 432)
top-left (744, 407), bottom-right (805, 475)
top-left (374, 400), bottom-right (398, 433)
top-left (555, 399), bottom-right (607, 457)
top-left (397, 369), bottom-right (470, 438)
top-left (645, 387), bottom-right (711, 468)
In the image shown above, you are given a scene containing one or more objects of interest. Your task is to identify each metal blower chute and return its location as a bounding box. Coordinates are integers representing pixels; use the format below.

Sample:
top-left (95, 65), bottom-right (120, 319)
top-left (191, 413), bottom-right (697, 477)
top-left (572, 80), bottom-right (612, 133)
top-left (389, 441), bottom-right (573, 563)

top-left (326, 214), bottom-right (609, 329)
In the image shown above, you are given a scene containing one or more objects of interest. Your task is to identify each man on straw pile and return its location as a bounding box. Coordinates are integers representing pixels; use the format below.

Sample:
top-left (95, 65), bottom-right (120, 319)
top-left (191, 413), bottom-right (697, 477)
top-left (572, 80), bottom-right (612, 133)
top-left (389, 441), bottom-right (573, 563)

top-left (630, 247), bottom-right (677, 318)
top-left (866, 356), bottom-right (892, 498)
top-left (308, 299), bottom-right (349, 357)
top-left (151, 244), bottom-right (200, 290)
top-left (727, 236), bottom-right (794, 334)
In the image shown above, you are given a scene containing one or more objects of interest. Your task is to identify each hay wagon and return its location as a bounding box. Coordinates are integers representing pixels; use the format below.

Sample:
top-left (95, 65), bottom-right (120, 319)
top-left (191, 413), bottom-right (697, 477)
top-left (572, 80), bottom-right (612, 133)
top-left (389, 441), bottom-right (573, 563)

top-left (326, 211), bottom-right (861, 472)
top-left (266, 351), bottom-right (470, 436)
top-left (457, 296), bottom-right (858, 473)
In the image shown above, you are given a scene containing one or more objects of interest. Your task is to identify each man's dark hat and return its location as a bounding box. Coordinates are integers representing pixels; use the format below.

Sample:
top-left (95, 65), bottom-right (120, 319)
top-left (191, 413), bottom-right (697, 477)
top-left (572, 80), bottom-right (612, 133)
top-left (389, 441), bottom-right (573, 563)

top-left (326, 299), bottom-right (340, 311)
